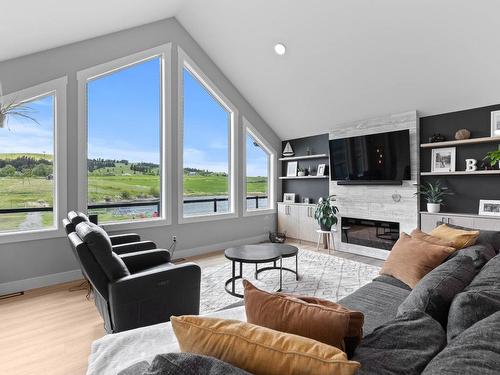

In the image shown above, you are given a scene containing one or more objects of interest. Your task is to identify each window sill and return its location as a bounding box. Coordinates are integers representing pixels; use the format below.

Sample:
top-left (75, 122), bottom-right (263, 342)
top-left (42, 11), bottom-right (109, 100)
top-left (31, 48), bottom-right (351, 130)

top-left (100, 217), bottom-right (170, 232)
top-left (0, 227), bottom-right (66, 244)
top-left (243, 208), bottom-right (277, 217)
top-left (179, 212), bottom-right (238, 224)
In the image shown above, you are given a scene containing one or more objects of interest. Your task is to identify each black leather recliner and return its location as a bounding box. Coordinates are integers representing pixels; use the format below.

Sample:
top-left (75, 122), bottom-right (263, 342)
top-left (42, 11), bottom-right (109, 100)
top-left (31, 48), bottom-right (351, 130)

top-left (63, 211), bottom-right (159, 254)
top-left (64, 213), bottom-right (201, 333)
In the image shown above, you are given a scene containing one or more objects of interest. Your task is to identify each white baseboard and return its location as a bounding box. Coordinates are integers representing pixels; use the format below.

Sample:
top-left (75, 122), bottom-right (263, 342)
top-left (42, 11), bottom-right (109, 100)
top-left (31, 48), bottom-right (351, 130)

top-left (0, 234), bottom-right (268, 295)
top-left (173, 234), bottom-right (268, 260)
top-left (0, 269), bottom-right (83, 296)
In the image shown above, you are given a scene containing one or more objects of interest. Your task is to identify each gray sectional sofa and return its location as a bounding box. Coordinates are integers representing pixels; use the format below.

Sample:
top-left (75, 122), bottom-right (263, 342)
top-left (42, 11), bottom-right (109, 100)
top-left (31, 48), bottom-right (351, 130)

top-left (88, 228), bottom-right (500, 375)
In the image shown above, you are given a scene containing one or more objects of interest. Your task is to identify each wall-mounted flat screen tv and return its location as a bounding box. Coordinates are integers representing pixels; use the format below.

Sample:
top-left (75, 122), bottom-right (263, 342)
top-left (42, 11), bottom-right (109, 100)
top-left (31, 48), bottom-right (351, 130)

top-left (329, 129), bottom-right (411, 185)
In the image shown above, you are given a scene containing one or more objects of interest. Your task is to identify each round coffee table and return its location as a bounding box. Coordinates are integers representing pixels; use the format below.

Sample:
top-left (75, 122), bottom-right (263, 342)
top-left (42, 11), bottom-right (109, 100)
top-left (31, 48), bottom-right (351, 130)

top-left (224, 243), bottom-right (299, 298)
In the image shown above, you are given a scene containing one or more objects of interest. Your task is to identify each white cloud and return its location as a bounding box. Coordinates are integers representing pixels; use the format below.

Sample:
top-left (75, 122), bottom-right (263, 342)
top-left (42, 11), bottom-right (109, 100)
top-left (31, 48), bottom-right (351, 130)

top-left (184, 147), bottom-right (228, 172)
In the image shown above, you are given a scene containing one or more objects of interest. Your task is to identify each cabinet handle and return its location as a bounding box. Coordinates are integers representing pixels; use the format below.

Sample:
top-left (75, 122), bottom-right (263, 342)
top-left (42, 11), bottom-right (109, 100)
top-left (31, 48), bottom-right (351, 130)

top-left (447, 217), bottom-right (451, 224)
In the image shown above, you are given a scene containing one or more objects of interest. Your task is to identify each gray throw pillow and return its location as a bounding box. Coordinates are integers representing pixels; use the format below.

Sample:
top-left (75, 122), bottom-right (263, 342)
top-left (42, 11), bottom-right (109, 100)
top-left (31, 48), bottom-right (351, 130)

top-left (447, 289), bottom-right (500, 342)
top-left (76, 221), bottom-right (129, 280)
top-left (397, 255), bottom-right (476, 327)
top-left (423, 312), bottom-right (500, 375)
top-left (352, 310), bottom-right (446, 375)
top-left (466, 253), bottom-right (500, 291)
top-left (450, 243), bottom-right (496, 271)
top-left (119, 353), bottom-right (251, 375)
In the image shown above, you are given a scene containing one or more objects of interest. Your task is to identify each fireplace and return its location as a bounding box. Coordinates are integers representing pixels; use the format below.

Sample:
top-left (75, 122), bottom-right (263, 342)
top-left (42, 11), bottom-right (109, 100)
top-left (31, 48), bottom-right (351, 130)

top-left (341, 217), bottom-right (399, 251)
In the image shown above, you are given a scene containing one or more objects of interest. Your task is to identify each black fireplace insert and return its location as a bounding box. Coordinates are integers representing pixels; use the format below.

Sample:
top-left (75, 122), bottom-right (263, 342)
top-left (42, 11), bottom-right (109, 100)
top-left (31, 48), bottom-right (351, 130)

top-left (341, 217), bottom-right (399, 251)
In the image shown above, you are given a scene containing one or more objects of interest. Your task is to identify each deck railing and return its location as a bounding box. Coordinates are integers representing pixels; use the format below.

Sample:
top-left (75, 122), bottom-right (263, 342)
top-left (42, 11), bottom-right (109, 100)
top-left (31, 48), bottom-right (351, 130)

top-left (0, 195), bottom-right (268, 215)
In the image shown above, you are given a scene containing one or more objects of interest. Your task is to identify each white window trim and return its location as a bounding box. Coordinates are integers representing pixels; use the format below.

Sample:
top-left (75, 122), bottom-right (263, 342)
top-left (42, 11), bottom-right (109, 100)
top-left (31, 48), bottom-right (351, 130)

top-left (77, 44), bottom-right (172, 231)
top-left (0, 77), bottom-right (68, 244)
top-left (177, 47), bottom-right (239, 224)
top-left (242, 118), bottom-right (277, 217)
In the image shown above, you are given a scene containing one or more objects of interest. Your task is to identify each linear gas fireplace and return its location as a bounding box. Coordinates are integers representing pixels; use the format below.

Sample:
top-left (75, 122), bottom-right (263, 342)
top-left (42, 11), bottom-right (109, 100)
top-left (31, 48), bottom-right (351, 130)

top-left (341, 217), bottom-right (399, 251)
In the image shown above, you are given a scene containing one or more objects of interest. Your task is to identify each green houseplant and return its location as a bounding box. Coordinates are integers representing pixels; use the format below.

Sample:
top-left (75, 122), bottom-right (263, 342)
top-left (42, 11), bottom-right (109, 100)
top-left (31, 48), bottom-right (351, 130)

top-left (484, 149), bottom-right (500, 169)
top-left (314, 195), bottom-right (339, 231)
top-left (415, 181), bottom-right (452, 213)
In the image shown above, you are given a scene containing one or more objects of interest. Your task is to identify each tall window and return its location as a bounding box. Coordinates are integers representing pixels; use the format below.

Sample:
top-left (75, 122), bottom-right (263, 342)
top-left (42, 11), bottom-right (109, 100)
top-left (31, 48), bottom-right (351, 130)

top-left (0, 95), bottom-right (55, 233)
top-left (181, 60), bottom-right (235, 219)
top-left (245, 124), bottom-right (274, 212)
top-left (85, 56), bottom-right (163, 224)
top-left (0, 77), bottom-right (66, 239)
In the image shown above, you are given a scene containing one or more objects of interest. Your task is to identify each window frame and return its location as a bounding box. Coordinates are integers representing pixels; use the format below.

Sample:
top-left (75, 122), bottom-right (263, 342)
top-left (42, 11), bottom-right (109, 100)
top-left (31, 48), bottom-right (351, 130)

top-left (0, 77), bottom-right (68, 244)
top-left (177, 47), bottom-right (239, 224)
top-left (242, 118), bottom-right (277, 216)
top-left (77, 44), bottom-right (172, 231)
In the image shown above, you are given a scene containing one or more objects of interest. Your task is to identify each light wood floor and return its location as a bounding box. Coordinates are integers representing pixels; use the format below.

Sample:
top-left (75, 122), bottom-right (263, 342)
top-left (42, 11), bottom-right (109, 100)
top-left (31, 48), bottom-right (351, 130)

top-left (0, 241), bottom-right (382, 375)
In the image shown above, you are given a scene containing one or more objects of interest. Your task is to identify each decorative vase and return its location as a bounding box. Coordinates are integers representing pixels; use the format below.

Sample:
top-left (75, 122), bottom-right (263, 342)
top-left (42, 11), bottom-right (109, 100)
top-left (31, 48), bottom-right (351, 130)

top-left (297, 171), bottom-right (306, 177)
top-left (427, 203), bottom-right (441, 213)
top-left (455, 129), bottom-right (471, 140)
top-left (320, 222), bottom-right (331, 231)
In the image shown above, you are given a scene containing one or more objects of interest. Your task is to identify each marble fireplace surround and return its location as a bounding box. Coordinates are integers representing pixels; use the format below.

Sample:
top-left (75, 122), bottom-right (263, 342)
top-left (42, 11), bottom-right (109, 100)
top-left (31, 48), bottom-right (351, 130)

top-left (330, 111), bottom-right (419, 260)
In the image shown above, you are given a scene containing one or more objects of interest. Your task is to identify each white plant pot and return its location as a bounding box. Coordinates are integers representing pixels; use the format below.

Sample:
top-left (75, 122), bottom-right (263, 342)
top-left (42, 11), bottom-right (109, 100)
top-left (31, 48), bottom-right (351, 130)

top-left (297, 171), bottom-right (306, 176)
top-left (427, 203), bottom-right (441, 213)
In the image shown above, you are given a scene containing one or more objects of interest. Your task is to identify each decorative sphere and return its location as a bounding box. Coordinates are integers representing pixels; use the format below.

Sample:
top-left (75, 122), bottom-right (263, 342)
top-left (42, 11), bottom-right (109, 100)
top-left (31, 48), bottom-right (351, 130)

top-left (455, 129), bottom-right (471, 140)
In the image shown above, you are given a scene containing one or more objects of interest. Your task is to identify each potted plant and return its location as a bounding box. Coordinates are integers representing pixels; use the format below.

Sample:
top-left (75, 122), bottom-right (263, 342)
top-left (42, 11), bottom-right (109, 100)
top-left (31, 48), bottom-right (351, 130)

top-left (415, 181), bottom-right (452, 213)
top-left (483, 149), bottom-right (500, 169)
top-left (314, 195), bottom-right (339, 231)
top-left (297, 167), bottom-right (306, 177)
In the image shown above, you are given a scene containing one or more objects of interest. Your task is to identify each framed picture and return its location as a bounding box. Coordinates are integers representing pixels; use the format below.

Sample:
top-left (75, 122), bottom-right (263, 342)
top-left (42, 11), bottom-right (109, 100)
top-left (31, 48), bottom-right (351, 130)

top-left (491, 110), bottom-right (500, 137)
top-left (302, 197), bottom-right (311, 204)
top-left (286, 161), bottom-right (298, 177)
top-left (283, 193), bottom-right (296, 203)
top-left (431, 147), bottom-right (456, 172)
top-left (317, 164), bottom-right (326, 176)
top-left (479, 199), bottom-right (500, 216)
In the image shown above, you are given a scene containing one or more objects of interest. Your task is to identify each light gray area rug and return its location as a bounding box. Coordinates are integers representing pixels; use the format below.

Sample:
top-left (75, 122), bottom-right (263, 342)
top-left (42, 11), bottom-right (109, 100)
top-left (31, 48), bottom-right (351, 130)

top-left (200, 249), bottom-right (381, 314)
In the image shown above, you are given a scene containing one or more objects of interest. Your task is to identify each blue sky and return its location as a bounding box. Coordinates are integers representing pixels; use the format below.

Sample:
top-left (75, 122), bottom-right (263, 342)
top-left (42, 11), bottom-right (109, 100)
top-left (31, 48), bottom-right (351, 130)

top-left (1, 58), bottom-right (268, 176)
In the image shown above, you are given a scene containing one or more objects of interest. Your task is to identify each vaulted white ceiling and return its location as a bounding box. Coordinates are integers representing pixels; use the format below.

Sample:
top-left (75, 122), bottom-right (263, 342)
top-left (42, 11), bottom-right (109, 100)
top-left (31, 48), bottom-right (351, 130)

top-left (2, 0), bottom-right (500, 139)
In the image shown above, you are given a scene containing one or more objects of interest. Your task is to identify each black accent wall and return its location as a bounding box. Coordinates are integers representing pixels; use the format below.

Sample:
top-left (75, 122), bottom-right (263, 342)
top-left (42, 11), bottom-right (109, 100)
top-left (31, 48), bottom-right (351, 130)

top-left (420, 104), bottom-right (500, 214)
top-left (281, 134), bottom-right (329, 204)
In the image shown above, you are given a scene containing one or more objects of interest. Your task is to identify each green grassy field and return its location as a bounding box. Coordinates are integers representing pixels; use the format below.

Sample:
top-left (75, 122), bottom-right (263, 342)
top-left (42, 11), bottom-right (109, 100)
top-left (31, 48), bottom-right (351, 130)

top-left (0, 152), bottom-right (268, 229)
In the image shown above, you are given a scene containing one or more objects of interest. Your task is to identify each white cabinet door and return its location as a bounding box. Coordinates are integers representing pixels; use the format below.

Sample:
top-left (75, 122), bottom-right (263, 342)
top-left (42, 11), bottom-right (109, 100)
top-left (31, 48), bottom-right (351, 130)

top-left (445, 215), bottom-right (474, 228)
top-left (286, 204), bottom-right (300, 239)
top-left (277, 204), bottom-right (287, 234)
top-left (420, 213), bottom-right (439, 232)
top-left (299, 205), bottom-right (318, 243)
top-left (277, 204), bottom-right (299, 239)
top-left (473, 217), bottom-right (500, 231)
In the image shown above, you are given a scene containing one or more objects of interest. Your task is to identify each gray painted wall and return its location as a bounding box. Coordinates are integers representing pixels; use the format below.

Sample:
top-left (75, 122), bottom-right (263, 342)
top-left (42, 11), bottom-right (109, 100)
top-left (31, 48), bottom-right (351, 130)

top-left (0, 18), bottom-right (281, 293)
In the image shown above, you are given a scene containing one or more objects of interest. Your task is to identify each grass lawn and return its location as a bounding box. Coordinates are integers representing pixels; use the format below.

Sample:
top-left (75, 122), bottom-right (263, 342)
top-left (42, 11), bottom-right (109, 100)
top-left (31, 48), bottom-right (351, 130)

top-left (0, 177), bottom-right (53, 208)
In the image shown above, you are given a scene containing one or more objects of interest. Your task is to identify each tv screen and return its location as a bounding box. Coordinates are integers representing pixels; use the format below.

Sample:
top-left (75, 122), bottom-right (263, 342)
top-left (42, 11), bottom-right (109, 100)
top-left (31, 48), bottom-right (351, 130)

top-left (329, 129), bottom-right (411, 183)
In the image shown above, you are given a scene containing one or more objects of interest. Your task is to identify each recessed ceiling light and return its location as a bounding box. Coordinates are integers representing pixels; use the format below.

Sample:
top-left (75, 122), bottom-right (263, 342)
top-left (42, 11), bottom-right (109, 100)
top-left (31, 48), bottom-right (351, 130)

top-left (274, 43), bottom-right (286, 56)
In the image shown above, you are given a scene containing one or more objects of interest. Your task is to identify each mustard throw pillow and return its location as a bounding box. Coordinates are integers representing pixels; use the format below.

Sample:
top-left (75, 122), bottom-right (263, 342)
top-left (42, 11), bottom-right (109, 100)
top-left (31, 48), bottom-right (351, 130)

top-left (380, 233), bottom-right (455, 289)
top-left (410, 228), bottom-right (456, 248)
top-left (430, 224), bottom-right (479, 249)
top-left (171, 315), bottom-right (360, 375)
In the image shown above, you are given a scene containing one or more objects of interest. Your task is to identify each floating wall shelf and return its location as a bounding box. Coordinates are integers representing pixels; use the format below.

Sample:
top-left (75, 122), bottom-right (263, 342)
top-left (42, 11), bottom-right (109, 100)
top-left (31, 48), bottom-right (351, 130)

top-left (421, 170), bottom-right (500, 176)
top-left (279, 175), bottom-right (329, 180)
top-left (278, 154), bottom-right (328, 161)
top-left (420, 136), bottom-right (500, 148)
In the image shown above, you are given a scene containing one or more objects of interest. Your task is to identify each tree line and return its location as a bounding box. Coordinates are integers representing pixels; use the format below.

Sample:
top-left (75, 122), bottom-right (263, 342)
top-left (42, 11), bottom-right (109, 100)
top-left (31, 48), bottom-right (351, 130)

top-left (0, 156), bottom-right (52, 178)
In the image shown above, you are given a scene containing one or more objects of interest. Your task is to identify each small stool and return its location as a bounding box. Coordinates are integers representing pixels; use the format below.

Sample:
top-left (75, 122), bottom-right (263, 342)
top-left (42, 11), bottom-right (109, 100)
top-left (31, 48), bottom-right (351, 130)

top-left (316, 229), bottom-right (336, 254)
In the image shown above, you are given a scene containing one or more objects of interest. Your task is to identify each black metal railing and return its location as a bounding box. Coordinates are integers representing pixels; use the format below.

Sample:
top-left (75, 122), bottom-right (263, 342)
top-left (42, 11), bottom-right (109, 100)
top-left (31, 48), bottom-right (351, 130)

top-left (0, 195), bottom-right (268, 215)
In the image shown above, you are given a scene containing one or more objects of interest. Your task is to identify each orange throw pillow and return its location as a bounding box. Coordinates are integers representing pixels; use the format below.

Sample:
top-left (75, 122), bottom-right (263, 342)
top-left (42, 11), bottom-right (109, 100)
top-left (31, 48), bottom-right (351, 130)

top-left (411, 228), bottom-right (456, 248)
top-left (430, 224), bottom-right (479, 249)
top-left (380, 232), bottom-right (455, 289)
top-left (243, 280), bottom-right (363, 356)
top-left (171, 315), bottom-right (360, 375)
